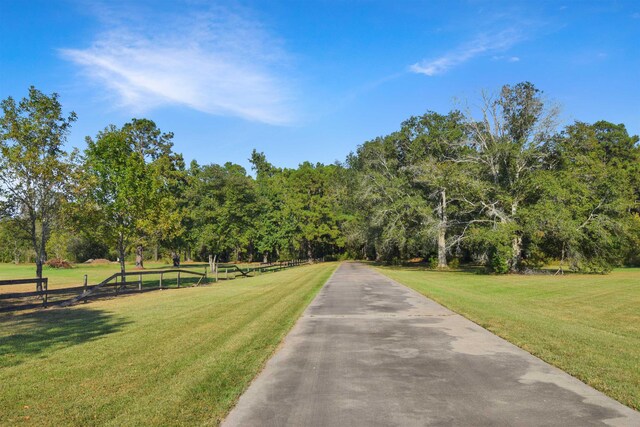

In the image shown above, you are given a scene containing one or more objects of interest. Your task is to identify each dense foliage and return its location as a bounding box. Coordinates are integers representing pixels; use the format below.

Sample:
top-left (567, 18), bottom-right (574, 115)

top-left (0, 83), bottom-right (638, 274)
top-left (345, 83), bottom-right (639, 272)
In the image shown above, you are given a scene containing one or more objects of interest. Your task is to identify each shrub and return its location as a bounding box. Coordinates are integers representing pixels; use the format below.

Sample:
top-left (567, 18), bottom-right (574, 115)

top-left (489, 245), bottom-right (511, 274)
top-left (427, 256), bottom-right (438, 269)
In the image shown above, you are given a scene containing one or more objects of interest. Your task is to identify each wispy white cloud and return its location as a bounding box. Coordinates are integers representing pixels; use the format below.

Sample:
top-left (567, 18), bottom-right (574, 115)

top-left (492, 55), bottom-right (521, 62)
top-left (60, 6), bottom-right (295, 125)
top-left (410, 29), bottom-right (523, 76)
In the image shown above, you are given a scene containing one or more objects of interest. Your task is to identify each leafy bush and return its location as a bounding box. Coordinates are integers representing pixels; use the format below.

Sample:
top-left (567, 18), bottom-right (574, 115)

top-left (427, 256), bottom-right (438, 269)
top-left (489, 245), bottom-right (511, 274)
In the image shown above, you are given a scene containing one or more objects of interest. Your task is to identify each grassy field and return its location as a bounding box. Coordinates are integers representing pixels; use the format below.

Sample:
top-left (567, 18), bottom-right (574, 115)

top-left (0, 262), bottom-right (337, 426)
top-left (376, 266), bottom-right (640, 411)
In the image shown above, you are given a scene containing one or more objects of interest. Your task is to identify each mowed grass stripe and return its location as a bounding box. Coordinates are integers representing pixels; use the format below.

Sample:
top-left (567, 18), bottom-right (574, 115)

top-left (377, 267), bottom-right (640, 411)
top-left (0, 262), bottom-right (338, 426)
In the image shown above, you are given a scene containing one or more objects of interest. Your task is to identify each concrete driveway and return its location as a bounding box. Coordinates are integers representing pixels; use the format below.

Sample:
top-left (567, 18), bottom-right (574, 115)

top-left (222, 262), bottom-right (639, 426)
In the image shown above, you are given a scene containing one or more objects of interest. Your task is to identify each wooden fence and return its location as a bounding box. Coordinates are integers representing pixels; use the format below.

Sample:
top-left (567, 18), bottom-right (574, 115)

top-left (212, 259), bottom-right (309, 280)
top-left (0, 269), bottom-right (206, 312)
top-left (0, 278), bottom-right (49, 311)
top-left (0, 258), bottom-right (315, 312)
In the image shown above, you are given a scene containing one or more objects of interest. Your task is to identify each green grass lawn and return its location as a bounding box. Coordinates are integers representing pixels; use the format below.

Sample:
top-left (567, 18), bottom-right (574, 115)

top-left (0, 262), bottom-right (337, 426)
top-left (376, 266), bottom-right (640, 411)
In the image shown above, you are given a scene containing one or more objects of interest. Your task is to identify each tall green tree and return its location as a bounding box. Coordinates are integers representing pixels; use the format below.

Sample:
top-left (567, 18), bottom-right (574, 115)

top-left (82, 119), bottom-right (174, 276)
top-left (347, 111), bottom-right (474, 265)
top-left (250, 150), bottom-right (288, 262)
top-left (398, 111), bottom-right (471, 267)
top-left (185, 162), bottom-right (257, 261)
top-left (349, 134), bottom-right (429, 261)
top-left (533, 121), bottom-right (639, 272)
top-left (282, 162), bottom-right (346, 259)
top-left (463, 82), bottom-right (559, 272)
top-left (0, 86), bottom-right (77, 285)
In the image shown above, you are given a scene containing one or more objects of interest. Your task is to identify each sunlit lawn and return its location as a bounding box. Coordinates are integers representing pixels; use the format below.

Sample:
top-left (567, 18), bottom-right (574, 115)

top-left (377, 266), bottom-right (640, 411)
top-left (0, 262), bottom-right (337, 426)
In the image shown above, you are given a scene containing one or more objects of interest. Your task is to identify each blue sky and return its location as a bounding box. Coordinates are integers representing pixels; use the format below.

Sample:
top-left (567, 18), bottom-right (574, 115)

top-left (1, 0), bottom-right (639, 171)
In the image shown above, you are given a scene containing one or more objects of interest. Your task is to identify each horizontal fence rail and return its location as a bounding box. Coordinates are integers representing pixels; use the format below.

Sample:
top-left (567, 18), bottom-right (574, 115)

top-left (0, 278), bottom-right (48, 311)
top-left (61, 268), bottom-right (209, 307)
top-left (0, 269), bottom-right (206, 311)
top-left (0, 258), bottom-right (318, 312)
top-left (211, 259), bottom-right (310, 281)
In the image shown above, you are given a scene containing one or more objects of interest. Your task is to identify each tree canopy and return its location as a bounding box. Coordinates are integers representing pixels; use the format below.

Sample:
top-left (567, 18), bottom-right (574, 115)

top-left (0, 86), bottom-right (77, 283)
top-left (1, 83), bottom-right (638, 275)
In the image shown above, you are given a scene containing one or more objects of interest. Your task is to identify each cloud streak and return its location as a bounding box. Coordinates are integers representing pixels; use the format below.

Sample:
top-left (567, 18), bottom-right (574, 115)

top-left (61, 7), bottom-right (295, 125)
top-left (410, 29), bottom-right (522, 76)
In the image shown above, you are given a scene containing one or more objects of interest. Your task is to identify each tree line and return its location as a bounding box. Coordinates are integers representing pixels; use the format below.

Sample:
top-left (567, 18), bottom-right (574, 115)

top-left (345, 83), bottom-right (639, 273)
top-left (0, 83), bottom-right (638, 282)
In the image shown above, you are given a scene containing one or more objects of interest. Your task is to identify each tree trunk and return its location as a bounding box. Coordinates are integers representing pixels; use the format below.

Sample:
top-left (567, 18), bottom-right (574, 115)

top-left (135, 245), bottom-right (144, 268)
top-left (437, 189), bottom-right (448, 269)
top-left (263, 252), bottom-right (268, 263)
top-left (154, 244), bottom-right (159, 261)
top-left (118, 234), bottom-right (126, 281)
top-left (30, 214), bottom-right (43, 291)
top-left (510, 236), bottom-right (522, 272)
top-left (41, 219), bottom-right (48, 264)
top-left (35, 258), bottom-right (43, 291)
top-left (509, 201), bottom-right (521, 272)
top-left (555, 243), bottom-right (566, 275)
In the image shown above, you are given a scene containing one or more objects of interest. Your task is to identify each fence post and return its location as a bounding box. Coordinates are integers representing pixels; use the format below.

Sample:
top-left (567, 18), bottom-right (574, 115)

top-left (204, 267), bottom-right (207, 284)
top-left (159, 272), bottom-right (163, 289)
top-left (225, 268), bottom-right (228, 280)
top-left (177, 271), bottom-right (181, 288)
top-left (139, 273), bottom-right (142, 291)
top-left (83, 274), bottom-right (88, 303)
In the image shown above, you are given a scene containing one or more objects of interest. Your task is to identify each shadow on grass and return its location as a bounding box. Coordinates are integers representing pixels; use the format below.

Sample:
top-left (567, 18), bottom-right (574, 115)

top-left (365, 260), bottom-right (577, 276)
top-left (364, 261), bottom-right (487, 275)
top-left (0, 308), bottom-right (131, 368)
top-left (145, 263), bottom-right (209, 270)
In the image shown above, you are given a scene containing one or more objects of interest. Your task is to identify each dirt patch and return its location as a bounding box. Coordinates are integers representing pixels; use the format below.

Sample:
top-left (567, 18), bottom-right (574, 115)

top-left (84, 258), bottom-right (112, 264)
top-left (45, 258), bottom-right (73, 269)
